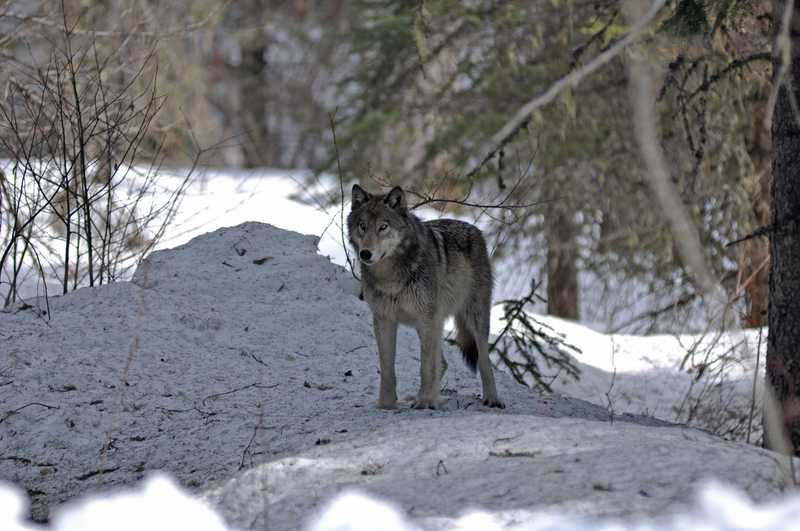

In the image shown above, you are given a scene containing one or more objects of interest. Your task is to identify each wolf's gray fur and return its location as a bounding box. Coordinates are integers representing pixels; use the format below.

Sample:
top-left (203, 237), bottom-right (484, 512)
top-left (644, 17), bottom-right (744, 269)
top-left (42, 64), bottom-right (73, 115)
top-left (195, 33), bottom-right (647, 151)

top-left (347, 184), bottom-right (505, 410)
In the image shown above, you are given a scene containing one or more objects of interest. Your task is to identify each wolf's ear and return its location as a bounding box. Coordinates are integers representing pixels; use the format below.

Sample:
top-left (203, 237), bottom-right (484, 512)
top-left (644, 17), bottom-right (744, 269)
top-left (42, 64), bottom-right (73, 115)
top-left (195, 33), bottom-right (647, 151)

top-left (351, 184), bottom-right (369, 210)
top-left (384, 186), bottom-right (407, 213)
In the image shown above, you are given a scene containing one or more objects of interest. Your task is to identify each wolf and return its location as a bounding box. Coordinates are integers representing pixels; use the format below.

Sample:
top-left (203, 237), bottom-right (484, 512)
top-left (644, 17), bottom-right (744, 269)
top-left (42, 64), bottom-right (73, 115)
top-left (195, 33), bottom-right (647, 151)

top-left (347, 184), bottom-right (505, 410)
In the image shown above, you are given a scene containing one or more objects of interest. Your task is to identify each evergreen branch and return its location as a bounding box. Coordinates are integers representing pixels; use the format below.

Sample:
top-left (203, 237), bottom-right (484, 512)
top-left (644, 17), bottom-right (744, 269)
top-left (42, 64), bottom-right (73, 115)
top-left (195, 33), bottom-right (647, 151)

top-left (569, 8), bottom-right (621, 69)
top-left (489, 0), bottom-right (667, 146)
top-left (685, 52), bottom-right (771, 102)
top-left (489, 280), bottom-right (581, 393)
top-left (465, 116), bottom-right (531, 181)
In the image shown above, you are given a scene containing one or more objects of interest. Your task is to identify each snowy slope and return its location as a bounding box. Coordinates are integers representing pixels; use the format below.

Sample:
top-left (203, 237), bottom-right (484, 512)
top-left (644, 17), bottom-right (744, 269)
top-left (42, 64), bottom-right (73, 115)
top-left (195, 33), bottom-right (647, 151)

top-left (516, 314), bottom-right (766, 443)
top-left (1, 222), bottom-right (797, 530)
top-left (208, 415), bottom-right (794, 530)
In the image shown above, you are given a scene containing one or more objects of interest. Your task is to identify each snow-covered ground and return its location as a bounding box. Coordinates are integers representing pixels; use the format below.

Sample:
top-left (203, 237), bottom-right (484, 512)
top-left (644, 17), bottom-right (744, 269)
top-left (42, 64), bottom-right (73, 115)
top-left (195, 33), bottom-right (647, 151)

top-left (1, 171), bottom-right (798, 530)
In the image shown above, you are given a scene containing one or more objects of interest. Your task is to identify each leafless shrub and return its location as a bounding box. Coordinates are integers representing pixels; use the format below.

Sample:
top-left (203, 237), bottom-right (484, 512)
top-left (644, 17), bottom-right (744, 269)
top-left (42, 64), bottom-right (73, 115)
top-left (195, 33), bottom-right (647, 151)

top-left (671, 327), bottom-right (764, 444)
top-left (0, 13), bottom-right (200, 308)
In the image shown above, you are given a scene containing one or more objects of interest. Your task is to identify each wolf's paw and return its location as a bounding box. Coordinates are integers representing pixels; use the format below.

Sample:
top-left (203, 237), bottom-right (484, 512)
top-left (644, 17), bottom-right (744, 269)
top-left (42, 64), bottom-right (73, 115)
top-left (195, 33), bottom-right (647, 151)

top-left (482, 395), bottom-right (506, 409)
top-left (411, 397), bottom-right (439, 410)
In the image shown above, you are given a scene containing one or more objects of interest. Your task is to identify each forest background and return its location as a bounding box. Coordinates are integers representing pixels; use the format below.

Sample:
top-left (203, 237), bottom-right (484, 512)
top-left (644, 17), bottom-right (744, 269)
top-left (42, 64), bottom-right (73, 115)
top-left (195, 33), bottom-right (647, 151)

top-left (0, 0), bottom-right (772, 328)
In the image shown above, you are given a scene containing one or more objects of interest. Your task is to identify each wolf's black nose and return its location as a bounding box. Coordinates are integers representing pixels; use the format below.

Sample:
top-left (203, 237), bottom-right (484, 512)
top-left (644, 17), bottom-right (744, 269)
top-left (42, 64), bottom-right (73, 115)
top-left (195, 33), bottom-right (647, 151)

top-left (360, 249), bottom-right (372, 261)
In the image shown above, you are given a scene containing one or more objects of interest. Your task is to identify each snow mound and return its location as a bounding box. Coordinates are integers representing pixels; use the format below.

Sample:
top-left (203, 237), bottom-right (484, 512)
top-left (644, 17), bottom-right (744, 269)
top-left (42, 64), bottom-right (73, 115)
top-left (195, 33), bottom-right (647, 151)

top-left (210, 415), bottom-right (794, 530)
top-left (0, 223), bottom-right (796, 530)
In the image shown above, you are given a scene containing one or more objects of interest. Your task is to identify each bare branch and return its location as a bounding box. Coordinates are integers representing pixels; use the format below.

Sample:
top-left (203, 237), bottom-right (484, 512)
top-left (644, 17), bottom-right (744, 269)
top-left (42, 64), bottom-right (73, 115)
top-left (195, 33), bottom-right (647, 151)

top-left (625, 1), bottom-right (719, 300)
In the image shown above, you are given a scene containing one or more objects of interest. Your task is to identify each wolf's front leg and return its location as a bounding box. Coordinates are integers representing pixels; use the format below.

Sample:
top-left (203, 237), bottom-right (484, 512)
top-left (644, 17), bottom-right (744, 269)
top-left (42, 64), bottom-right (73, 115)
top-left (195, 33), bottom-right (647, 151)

top-left (373, 315), bottom-right (399, 409)
top-left (412, 317), bottom-right (445, 410)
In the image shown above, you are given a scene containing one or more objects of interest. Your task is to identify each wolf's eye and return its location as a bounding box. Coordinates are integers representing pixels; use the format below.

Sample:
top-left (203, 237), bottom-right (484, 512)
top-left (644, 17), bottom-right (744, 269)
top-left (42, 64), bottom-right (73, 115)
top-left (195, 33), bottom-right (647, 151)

top-left (379, 223), bottom-right (388, 231)
top-left (359, 222), bottom-right (366, 230)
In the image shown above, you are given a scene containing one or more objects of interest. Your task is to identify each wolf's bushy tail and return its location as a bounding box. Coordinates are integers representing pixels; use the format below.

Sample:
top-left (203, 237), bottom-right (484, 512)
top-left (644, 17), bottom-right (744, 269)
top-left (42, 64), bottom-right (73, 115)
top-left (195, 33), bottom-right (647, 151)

top-left (454, 318), bottom-right (479, 373)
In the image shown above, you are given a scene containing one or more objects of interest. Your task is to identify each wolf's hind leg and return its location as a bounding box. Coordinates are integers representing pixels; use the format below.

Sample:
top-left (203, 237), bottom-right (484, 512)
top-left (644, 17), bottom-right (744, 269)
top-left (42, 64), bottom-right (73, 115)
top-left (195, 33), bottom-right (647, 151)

top-left (458, 309), bottom-right (505, 408)
top-left (476, 340), bottom-right (505, 408)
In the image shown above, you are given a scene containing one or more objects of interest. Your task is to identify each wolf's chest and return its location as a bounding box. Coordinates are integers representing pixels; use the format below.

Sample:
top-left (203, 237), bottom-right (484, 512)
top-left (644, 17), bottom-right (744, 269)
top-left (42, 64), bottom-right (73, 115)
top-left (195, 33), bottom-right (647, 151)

top-left (364, 283), bottom-right (425, 325)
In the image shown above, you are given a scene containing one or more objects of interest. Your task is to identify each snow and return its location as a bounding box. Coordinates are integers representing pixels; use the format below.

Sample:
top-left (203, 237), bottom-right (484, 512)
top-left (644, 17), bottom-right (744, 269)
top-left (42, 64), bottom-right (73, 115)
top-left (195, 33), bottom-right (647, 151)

top-left (209, 414), bottom-right (794, 530)
top-left (0, 473), bottom-right (228, 531)
top-left (312, 483), bottom-right (800, 531)
top-left (1, 173), bottom-right (798, 530)
top-left (154, 169), bottom-right (349, 266)
top-left (523, 313), bottom-right (766, 442)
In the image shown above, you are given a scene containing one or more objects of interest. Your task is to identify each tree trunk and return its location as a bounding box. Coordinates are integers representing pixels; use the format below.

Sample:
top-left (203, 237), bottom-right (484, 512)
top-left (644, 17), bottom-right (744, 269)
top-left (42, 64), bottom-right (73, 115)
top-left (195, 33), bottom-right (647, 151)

top-left (546, 209), bottom-right (579, 320)
top-left (744, 87), bottom-right (771, 329)
top-left (743, 169), bottom-right (770, 329)
top-left (765, 0), bottom-right (800, 456)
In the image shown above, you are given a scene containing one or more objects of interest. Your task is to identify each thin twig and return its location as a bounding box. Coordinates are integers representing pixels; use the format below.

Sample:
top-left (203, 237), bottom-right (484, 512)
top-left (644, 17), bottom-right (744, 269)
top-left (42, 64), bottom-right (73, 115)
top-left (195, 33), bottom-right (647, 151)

top-left (0, 1), bottom-right (231, 39)
top-left (98, 259), bottom-right (148, 488)
top-left (746, 326), bottom-right (763, 445)
top-left (203, 382), bottom-right (277, 404)
top-left (0, 402), bottom-right (59, 425)
top-left (606, 368), bottom-right (617, 426)
top-left (726, 224), bottom-right (772, 247)
top-left (410, 195), bottom-right (560, 212)
top-left (259, 405), bottom-right (270, 531)
top-left (329, 108), bottom-right (358, 278)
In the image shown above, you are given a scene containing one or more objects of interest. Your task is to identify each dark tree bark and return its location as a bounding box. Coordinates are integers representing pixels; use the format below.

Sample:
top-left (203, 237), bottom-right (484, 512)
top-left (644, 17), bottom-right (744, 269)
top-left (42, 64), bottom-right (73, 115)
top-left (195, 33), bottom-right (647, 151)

top-left (546, 209), bottom-right (579, 320)
top-left (765, 0), bottom-right (800, 456)
top-left (743, 168), bottom-right (770, 329)
top-left (744, 88), bottom-right (771, 329)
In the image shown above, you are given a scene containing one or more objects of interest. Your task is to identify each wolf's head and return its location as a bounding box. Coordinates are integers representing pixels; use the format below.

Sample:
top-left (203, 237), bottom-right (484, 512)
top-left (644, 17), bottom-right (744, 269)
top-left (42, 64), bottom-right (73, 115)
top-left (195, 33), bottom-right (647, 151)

top-left (347, 184), bottom-right (411, 266)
